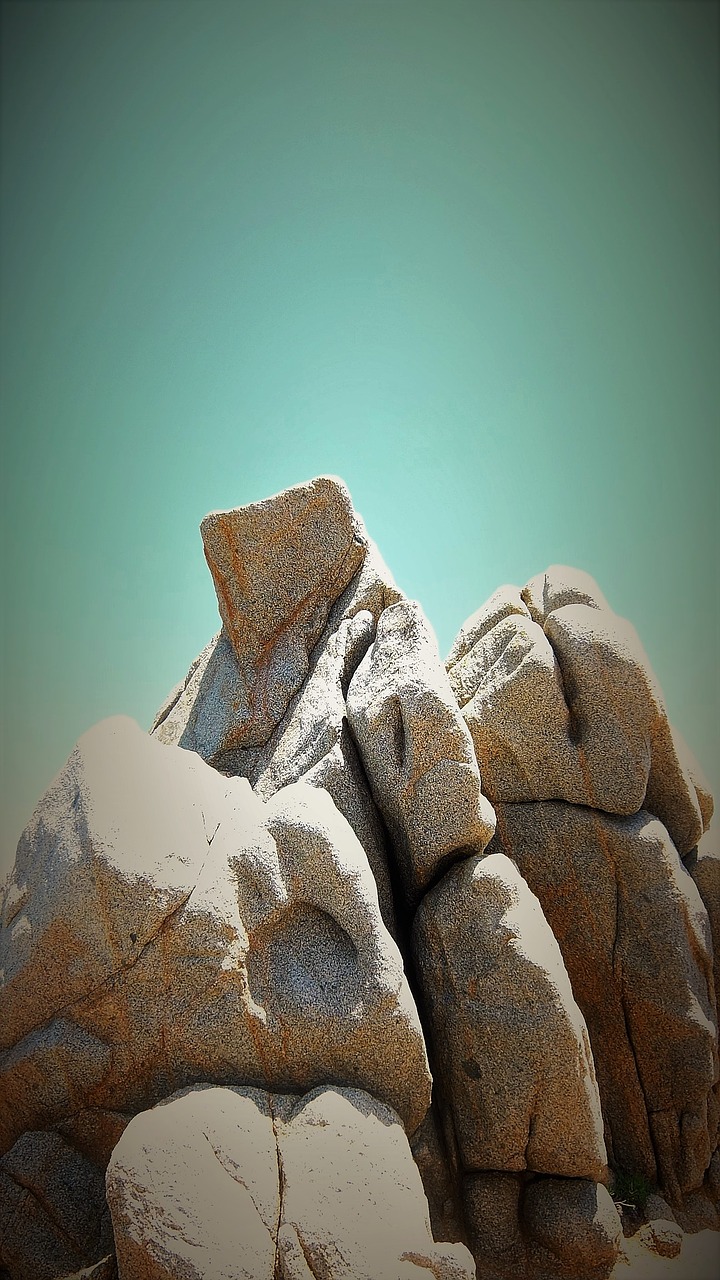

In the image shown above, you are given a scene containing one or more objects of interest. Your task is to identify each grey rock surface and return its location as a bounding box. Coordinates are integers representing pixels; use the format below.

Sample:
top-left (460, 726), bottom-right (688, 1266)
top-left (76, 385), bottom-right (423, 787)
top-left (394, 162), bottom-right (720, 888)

top-left (0, 1131), bottom-right (113, 1280)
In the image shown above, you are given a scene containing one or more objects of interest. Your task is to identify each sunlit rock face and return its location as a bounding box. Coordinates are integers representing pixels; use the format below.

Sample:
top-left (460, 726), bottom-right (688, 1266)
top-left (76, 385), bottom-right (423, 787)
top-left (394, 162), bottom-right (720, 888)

top-left (106, 1085), bottom-right (476, 1280)
top-left (0, 717), bottom-right (430, 1156)
top-left (1, 477), bottom-right (717, 1279)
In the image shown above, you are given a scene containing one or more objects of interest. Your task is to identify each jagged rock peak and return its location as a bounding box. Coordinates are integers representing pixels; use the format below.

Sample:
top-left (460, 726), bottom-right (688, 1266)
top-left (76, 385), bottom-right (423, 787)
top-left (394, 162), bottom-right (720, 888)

top-left (200, 476), bottom-right (368, 726)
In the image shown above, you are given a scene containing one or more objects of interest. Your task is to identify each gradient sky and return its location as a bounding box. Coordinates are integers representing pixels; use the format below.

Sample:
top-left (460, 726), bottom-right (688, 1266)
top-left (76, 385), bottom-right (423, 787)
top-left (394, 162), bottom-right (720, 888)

top-left (1, 0), bottom-right (718, 880)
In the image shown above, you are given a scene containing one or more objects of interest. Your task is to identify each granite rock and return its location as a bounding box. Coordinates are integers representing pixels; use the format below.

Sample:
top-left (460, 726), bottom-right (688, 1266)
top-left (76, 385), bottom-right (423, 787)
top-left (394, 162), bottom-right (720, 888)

top-left (448, 565), bottom-right (707, 853)
top-left (686, 829), bottom-right (720, 997)
top-left (462, 1171), bottom-right (621, 1280)
top-left (106, 1084), bottom-right (475, 1280)
top-left (0, 718), bottom-right (430, 1154)
top-left (347, 598), bottom-right (496, 907)
top-left (4, 480), bottom-right (718, 1280)
top-left (489, 801), bottom-right (719, 1201)
top-left (151, 478), bottom-right (401, 770)
top-left (412, 851), bottom-right (607, 1180)
top-left (200, 475), bottom-right (367, 747)
top-left (0, 1131), bottom-right (113, 1280)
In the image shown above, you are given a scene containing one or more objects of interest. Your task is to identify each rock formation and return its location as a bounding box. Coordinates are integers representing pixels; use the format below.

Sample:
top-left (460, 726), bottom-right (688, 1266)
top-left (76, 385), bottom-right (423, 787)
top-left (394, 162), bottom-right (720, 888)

top-left (1, 476), bottom-right (717, 1279)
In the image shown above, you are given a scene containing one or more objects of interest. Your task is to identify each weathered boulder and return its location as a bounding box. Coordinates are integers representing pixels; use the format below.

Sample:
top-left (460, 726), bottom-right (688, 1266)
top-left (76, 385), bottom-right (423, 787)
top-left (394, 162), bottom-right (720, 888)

top-left (447, 566), bottom-right (708, 853)
top-left (150, 482), bottom-right (404, 930)
top-left (488, 801), bottom-right (719, 1202)
top-left (0, 1131), bottom-right (113, 1280)
top-left (274, 1086), bottom-right (476, 1280)
top-left (249, 608), bottom-right (397, 934)
top-left (105, 1084), bottom-right (476, 1280)
top-left (686, 829), bottom-right (720, 995)
top-left (0, 717), bottom-right (430, 1155)
top-left (412, 851), bottom-right (607, 1181)
top-left (523, 1177), bottom-right (623, 1280)
top-left (151, 477), bottom-right (401, 770)
top-left (347, 599), bottom-right (496, 907)
top-left (201, 475), bottom-right (367, 746)
top-left (106, 1086), bottom-right (279, 1280)
top-left (635, 1216), bottom-right (683, 1259)
top-left (446, 587), bottom-right (587, 807)
top-left (462, 1171), bottom-right (621, 1280)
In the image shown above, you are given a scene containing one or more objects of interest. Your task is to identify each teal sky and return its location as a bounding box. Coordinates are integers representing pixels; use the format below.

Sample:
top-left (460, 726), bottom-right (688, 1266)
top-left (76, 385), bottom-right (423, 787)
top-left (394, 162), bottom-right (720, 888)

top-left (1, 0), bottom-right (718, 880)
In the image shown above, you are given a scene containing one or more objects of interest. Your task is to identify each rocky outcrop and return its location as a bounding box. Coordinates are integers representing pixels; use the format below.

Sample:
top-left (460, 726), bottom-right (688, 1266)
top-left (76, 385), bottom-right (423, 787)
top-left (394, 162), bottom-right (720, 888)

top-left (2, 479), bottom-right (717, 1279)
top-left (448, 564), bottom-right (719, 1241)
top-left (106, 1085), bottom-right (475, 1280)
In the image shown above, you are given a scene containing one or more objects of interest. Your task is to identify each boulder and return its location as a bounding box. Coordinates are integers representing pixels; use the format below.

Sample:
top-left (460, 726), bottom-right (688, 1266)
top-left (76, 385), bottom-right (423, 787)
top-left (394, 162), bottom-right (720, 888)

top-left (462, 1172), bottom-right (621, 1280)
top-left (412, 851), bottom-right (607, 1180)
top-left (522, 1177), bottom-right (622, 1279)
top-left (250, 608), bottom-right (397, 934)
top-left (686, 829), bottom-right (720, 995)
top-left (274, 1086), bottom-right (476, 1280)
top-left (200, 475), bottom-right (367, 747)
top-left (151, 478), bottom-right (402, 770)
top-left (448, 565), bottom-right (707, 853)
top-left (0, 1131), bottom-right (113, 1280)
top-left (150, 487), bottom-right (402, 930)
top-left (105, 1085), bottom-right (476, 1280)
top-left (636, 1217), bottom-right (683, 1259)
top-left (0, 718), bottom-right (430, 1154)
top-left (106, 1086), bottom-right (279, 1280)
top-left (347, 598), bottom-right (496, 907)
top-left (489, 801), bottom-right (719, 1201)
top-left (447, 606), bottom-right (587, 806)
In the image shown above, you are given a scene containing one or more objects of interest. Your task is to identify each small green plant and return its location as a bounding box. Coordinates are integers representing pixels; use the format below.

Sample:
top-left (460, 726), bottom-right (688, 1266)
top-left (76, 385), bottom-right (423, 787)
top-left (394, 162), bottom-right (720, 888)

top-left (610, 1168), bottom-right (655, 1212)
